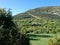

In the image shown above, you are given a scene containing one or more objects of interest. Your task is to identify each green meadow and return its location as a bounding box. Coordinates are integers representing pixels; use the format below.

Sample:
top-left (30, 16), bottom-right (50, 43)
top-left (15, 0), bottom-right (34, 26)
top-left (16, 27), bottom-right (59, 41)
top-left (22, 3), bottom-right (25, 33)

top-left (28, 33), bottom-right (60, 45)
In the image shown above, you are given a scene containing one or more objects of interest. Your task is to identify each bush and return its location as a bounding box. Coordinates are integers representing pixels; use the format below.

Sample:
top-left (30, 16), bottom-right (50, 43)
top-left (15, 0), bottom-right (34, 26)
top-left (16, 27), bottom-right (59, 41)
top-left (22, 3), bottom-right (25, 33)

top-left (48, 38), bottom-right (60, 45)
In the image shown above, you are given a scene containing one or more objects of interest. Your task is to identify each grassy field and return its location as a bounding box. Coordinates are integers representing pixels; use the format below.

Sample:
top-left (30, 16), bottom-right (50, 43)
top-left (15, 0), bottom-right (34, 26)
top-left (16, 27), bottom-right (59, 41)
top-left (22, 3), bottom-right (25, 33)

top-left (27, 33), bottom-right (60, 45)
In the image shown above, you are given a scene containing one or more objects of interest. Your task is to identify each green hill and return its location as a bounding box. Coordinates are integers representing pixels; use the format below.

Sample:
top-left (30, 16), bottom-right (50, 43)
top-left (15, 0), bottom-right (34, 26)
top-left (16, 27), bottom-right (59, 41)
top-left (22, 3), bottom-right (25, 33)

top-left (13, 6), bottom-right (60, 34)
top-left (13, 6), bottom-right (60, 20)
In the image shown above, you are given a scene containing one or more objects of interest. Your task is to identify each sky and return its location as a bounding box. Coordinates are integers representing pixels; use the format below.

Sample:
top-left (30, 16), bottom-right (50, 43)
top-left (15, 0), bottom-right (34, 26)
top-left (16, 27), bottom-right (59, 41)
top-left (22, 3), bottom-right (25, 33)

top-left (0, 0), bottom-right (60, 15)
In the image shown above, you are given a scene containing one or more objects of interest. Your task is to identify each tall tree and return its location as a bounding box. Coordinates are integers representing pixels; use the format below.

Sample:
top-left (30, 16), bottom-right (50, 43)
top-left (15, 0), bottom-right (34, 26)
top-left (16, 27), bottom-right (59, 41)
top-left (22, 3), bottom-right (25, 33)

top-left (0, 8), bottom-right (19, 45)
top-left (0, 8), bottom-right (30, 45)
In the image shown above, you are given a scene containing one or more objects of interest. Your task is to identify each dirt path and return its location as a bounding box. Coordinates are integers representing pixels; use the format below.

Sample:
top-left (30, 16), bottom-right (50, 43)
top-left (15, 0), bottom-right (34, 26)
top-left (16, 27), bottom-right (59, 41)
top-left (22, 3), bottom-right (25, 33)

top-left (28, 13), bottom-right (41, 19)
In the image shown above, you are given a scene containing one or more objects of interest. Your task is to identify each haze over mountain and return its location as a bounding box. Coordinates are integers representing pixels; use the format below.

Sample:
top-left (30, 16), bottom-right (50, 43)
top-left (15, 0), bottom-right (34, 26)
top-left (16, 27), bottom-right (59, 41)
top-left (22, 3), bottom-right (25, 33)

top-left (13, 6), bottom-right (60, 20)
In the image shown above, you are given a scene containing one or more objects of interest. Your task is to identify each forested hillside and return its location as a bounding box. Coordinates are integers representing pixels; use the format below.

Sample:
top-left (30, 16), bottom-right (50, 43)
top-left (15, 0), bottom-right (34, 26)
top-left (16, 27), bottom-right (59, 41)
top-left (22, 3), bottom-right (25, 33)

top-left (13, 6), bottom-right (60, 45)
top-left (13, 6), bottom-right (60, 34)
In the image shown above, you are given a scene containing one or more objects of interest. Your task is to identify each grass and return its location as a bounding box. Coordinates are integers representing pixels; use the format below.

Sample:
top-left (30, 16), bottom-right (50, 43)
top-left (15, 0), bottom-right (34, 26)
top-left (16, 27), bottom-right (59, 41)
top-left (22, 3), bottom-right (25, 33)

top-left (27, 33), bottom-right (60, 45)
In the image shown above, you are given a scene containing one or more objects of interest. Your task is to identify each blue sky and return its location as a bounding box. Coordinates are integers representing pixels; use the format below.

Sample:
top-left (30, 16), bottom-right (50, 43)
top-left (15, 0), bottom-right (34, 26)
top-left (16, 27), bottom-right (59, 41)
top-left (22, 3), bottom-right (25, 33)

top-left (0, 0), bottom-right (60, 15)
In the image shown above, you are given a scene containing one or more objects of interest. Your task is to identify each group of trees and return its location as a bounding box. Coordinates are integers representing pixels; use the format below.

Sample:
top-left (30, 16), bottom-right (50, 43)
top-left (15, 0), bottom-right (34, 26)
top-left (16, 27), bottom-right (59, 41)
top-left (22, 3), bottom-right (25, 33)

top-left (14, 17), bottom-right (60, 45)
top-left (16, 18), bottom-right (60, 34)
top-left (0, 8), bottom-right (30, 45)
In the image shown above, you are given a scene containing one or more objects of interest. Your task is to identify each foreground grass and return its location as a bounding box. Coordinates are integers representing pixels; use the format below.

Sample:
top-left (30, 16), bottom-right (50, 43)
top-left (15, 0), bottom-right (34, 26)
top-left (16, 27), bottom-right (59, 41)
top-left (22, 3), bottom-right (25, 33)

top-left (27, 33), bottom-right (60, 45)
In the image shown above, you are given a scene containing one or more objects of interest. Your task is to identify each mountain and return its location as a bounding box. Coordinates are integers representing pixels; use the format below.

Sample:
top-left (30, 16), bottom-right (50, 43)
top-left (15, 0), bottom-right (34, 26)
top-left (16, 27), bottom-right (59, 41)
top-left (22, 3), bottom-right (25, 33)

top-left (13, 6), bottom-right (60, 20)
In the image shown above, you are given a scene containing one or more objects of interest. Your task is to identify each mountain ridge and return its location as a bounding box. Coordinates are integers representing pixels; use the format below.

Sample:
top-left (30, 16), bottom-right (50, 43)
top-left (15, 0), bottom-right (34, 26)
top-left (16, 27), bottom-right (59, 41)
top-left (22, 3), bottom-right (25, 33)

top-left (13, 6), bottom-right (60, 20)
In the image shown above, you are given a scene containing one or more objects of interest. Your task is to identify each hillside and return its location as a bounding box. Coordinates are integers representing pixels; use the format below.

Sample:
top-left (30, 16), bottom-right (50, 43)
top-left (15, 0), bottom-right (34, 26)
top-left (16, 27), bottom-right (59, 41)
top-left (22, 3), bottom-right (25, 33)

top-left (12, 6), bottom-right (60, 34)
top-left (13, 6), bottom-right (60, 20)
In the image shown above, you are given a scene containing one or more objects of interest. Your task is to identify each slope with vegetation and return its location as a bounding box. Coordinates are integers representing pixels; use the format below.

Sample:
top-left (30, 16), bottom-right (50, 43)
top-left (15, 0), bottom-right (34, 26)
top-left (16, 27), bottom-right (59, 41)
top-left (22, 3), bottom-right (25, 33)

top-left (14, 6), bottom-right (60, 20)
top-left (13, 6), bottom-right (60, 34)
top-left (13, 6), bottom-right (60, 45)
